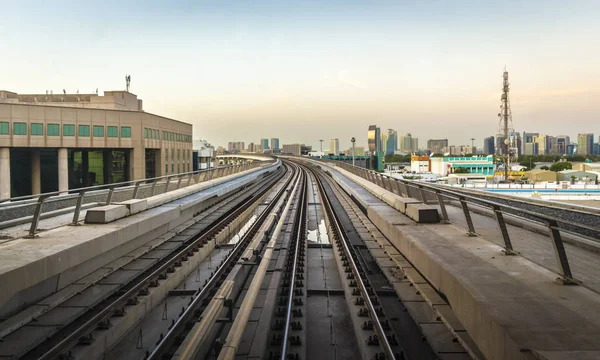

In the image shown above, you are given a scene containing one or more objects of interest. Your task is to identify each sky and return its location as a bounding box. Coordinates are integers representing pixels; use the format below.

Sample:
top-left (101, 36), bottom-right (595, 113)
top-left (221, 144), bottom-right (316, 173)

top-left (1, 0), bottom-right (599, 151)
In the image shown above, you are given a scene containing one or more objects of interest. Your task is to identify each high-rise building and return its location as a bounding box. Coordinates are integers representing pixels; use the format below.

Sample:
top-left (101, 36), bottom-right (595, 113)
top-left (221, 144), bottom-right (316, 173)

top-left (368, 125), bottom-right (381, 153)
top-left (270, 138), bottom-right (280, 150)
top-left (348, 146), bottom-right (365, 156)
top-left (329, 138), bottom-right (340, 155)
top-left (577, 133), bottom-right (594, 155)
top-left (556, 136), bottom-right (570, 154)
top-left (227, 141), bottom-right (244, 153)
top-left (522, 132), bottom-right (539, 155)
top-left (282, 144), bottom-right (301, 156)
top-left (247, 142), bottom-right (256, 152)
top-left (400, 133), bottom-right (417, 152)
top-left (380, 133), bottom-right (388, 155)
top-left (427, 139), bottom-right (449, 154)
top-left (534, 135), bottom-right (548, 155)
top-left (260, 138), bottom-right (269, 151)
top-left (483, 136), bottom-right (495, 155)
top-left (386, 129), bottom-right (398, 155)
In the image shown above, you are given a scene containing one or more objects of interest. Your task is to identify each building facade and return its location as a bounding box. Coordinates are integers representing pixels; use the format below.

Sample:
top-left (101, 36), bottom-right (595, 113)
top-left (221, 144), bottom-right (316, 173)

top-left (429, 155), bottom-right (495, 176)
top-left (282, 143), bottom-right (301, 156)
top-left (260, 138), bottom-right (269, 152)
top-left (0, 90), bottom-right (192, 199)
top-left (483, 136), bottom-right (495, 155)
top-left (400, 133), bottom-right (418, 153)
top-left (386, 129), bottom-right (397, 155)
top-left (367, 125), bottom-right (381, 153)
top-left (427, 139), bottom-right (448, 154)
top-left (577, 133), bottom-right (594, 155)
top-left (329, 138), bottom-right (339, 155)
top-left (270, 138), bottom-right (279, 151)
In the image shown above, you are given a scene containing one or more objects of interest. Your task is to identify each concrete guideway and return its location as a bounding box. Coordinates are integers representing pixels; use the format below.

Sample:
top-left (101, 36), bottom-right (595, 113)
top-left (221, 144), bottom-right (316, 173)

top-left (315, 160), bottom-right (600, 360)
top-left (0, 161), bottom-right (280, 320)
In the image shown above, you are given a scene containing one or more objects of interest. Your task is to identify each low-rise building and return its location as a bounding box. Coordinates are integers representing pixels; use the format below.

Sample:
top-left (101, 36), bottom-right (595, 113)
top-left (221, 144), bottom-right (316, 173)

top-left (524, 169), bottom-right (557, 183)
top-left (282, 144), bottom-right (301, 156)
top-left (557, 170), bottom-right (598, 183)
top-left (430, 155), bottom-right (495, 176)
top-left (0, 89), bottom-right (192, 199)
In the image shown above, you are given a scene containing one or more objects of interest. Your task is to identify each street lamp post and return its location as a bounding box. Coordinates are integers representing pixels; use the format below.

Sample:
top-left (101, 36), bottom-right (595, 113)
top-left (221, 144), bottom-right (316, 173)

top-left (351, 137), bottom-right (356, 166)
top-left (319, 139), bottom-right (323, 159)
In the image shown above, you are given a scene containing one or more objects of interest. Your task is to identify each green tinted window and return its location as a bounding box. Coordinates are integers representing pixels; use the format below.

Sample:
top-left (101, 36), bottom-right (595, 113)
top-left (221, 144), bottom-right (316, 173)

top-left (31, 123), bottom-right (43, 135)
top-left (107, 126), bottom-right (118, 137)
top-left (14, 122), bottom-right (27, 135)
top-left (0, 122), bottom-right (9, 135)
top-left (47, 124), bottom-right (60, 136)
top-left (121, 126), bottom-right (131, 138)
top-left (93, 125), bottom-right (104, 137)
top-left (78, 125), bottom-right (90, 137)
top-left (144, 128), bottom-right (148, 138)
top-left (63, 124), bottom-right (75, 136)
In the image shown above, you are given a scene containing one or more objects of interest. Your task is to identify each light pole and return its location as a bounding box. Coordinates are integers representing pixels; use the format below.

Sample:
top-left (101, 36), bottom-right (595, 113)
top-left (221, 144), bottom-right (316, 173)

top-left (319, 139), bottom-right (323, 159)
top-left (351, 137), bottom-right (356, 166)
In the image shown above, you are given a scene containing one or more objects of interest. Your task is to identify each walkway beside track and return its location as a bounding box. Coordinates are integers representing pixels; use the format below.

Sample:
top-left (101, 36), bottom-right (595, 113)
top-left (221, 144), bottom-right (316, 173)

top-left (313, 160), bottom-right (600, 360)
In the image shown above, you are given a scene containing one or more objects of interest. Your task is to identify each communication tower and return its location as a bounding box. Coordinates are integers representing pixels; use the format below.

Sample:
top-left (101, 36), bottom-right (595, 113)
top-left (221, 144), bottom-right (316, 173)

top-left (498, 69), bottom-right (517, 180)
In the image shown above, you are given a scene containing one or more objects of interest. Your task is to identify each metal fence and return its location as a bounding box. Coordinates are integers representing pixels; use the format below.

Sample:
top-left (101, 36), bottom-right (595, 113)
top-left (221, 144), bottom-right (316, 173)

top-left (0, 161), bottom-right (271, 238)
top-left (321, 160), bottom-right (599, 285)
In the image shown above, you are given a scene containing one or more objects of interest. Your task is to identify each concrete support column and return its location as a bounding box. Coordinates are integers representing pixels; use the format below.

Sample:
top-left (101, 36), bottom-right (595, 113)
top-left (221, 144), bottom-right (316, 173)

top-left (0, 148), bottom-right (10, 200)
top-left (58, 148), bottom-right (68, 194)
top-left (31, 150), bottom-right (41, 195)
top-left (82, 151), bottom-right (89, 187)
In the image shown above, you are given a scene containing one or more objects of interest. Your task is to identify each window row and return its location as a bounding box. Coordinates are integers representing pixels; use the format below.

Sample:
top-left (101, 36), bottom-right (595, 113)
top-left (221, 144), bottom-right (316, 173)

top-left (145, 128), bottom-right (192, 143)
top-left (0, 122), bottom-right (131, 138)
top-left (165, 149), bottom-right (191, 175)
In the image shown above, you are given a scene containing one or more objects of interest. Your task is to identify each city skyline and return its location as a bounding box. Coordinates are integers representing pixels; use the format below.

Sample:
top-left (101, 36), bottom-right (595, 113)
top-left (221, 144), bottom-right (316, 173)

top-left (1, 1), bottom-right (599, 150)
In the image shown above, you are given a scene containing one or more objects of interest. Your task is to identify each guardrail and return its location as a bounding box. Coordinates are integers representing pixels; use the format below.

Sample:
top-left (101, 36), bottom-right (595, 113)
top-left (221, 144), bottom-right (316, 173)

top-left (1, 161), bottom-right (272, 238)
top-left (320, 160), bottom-right (600, 285)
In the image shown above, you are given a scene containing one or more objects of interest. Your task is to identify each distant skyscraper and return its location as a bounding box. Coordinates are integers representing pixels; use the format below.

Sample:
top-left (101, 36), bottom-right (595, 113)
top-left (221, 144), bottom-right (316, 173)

top-left (247, 142), bottom-right (255, 152)
top-left (380, 133), bottom-right (388, 155)
top-left (556, 136), bottom-right (570, 154)
top-left (260, 138), bottom-right (269, 151)
top-left (329, 138), bottom-right (339, 155)
top-left (483, 136), bottom-right (495, 155)
top-left (367, 125), bottom-right (381, 153)
top-left (386, 129), bottom-right (398, 155)
top-left (577, 133), bottom-right (594, 155)
top-left (400, 133), bottom-right (413, 152)
top-left (270, 138), bottom-right (280, 150)
top-left (427, 139), bottom-right (448, 154)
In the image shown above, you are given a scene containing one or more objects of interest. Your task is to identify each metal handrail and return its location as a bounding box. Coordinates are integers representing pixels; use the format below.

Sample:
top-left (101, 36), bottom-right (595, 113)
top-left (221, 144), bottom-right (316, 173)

top-left (2, 160), bottom-right (274, 237)
top-left (320, 159), bottom-right (599, 284)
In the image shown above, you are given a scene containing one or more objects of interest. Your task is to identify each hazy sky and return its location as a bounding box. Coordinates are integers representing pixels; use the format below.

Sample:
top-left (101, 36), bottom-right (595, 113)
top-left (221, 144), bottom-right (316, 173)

top-left (1, 0), bottom-right (599, 150)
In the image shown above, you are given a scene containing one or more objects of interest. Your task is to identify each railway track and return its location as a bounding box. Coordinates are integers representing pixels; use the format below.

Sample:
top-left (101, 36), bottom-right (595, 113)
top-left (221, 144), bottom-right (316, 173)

top-left (3, 159), bottom-right (481, 360)
top-left (0, 165), bottom-right (286, 360)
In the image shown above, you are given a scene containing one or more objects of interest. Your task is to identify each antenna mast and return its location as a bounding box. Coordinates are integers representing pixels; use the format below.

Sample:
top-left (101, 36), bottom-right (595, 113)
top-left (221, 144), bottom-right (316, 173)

top-left (498, 69), bottom-right (516, 181)
top-left (125, 74), bottom-right (131, 92)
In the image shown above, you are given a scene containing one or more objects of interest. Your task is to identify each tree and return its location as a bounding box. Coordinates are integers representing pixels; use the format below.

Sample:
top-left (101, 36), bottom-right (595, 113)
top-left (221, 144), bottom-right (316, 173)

top-left (540, 165), bottom-right (550, 170)
top-left (550, 162), bottom-right (572, 172)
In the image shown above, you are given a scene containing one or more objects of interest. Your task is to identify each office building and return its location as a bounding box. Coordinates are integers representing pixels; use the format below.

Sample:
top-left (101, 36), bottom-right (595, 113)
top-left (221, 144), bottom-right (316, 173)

top-left (577, 133), bottom-right (594, 155)
top-left (427, 139), bottom-right (449, 154)
top-left (329, 138), bottom-right (339, 155)
top-left (368, 125), bottom-right (381, 153)
top-left (0, 89), bottom-right (192, 200)
top-left (270, 138), bottom-right (279, 151)
top-left (227, 141), bottom-right (244, 153)
top-left (522, 132), bottom-right (539, 155)
top-left (556, 136), bottom-right (570, 154)
top-left (400, 133), bottom-right (417, 153)
top-left (347, 146), bottom-right (365, 157)
top-left (282, 144), bottom-right (301, 156)
top-left (386, 129), bottom-right (397, 155)
top-left (260, 138), bottom-right (269, 152)
top-left (483, 136), bottom-right (495, 155)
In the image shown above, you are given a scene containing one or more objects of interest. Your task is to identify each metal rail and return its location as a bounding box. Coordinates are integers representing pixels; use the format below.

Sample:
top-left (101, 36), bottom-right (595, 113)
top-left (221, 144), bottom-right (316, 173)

top-left (280, 166), bottom-right (307, 359)
top-left (147, 163), bottom-right (298, 360)
top-left (310, 164), bottom-right (396, 360)
top-left (325, 160), bottom-right (600, 284)
top-left (32, 165), bottom-right (284, 360)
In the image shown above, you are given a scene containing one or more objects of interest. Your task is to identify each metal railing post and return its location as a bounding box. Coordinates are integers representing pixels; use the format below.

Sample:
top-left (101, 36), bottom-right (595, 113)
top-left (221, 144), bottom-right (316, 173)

top-left (395, 180), bottom-right (404, 197)
top-left (132, 181), bottom-right (142, 199)
top-left (547, 220), bottom-right (577, 284)
top-left (177, 175), bottom-right (184, 189)
top-left (151, 181), bottom-right (158, 196)
top-left (492, 205), bottom-right (518, 255)
top-left (106, 187), bottom-right (116, 205)
top-left (164, 177), bottom-right (172, 193)
top-left (435, 190), bottom-right (450, 223)
top-left (71, 190), bottom-right (87, 225)
top-left (26, 195), bottom-right (51, 238)
top-left (459, 197), bottom-right (476, 236)
top-left (405, 183), bottom-right (413, 198)
top-left (186, 173), bottom-right (193, 186)
top-left (419, 186), bottom-right (428, 204)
